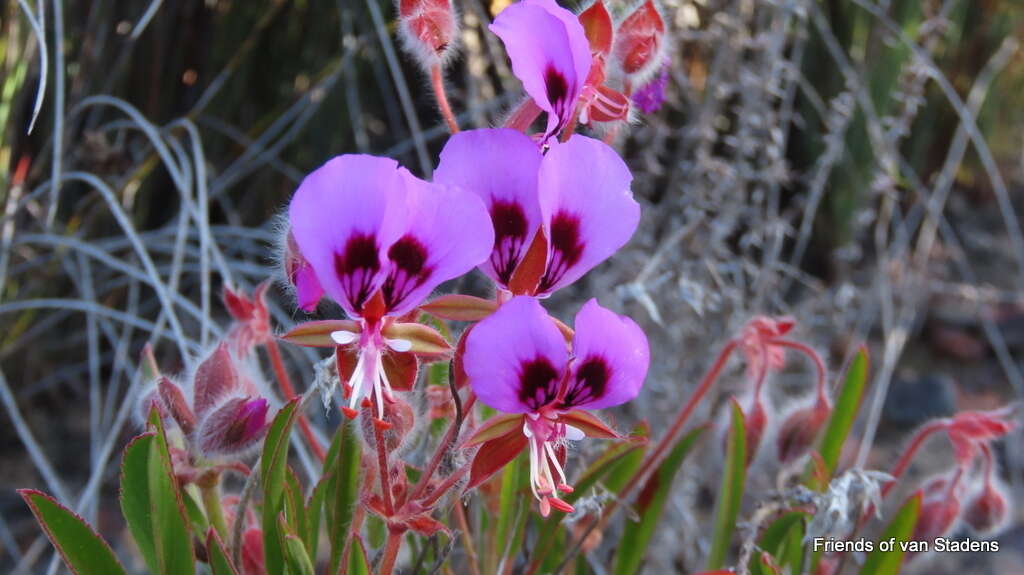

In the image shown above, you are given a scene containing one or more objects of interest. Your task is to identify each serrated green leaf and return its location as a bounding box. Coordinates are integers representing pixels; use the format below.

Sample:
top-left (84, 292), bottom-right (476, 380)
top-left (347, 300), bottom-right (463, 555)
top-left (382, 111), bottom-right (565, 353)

top-left (859, 493), bottom-right (921, 575)
top-left (261, 398), bottom-right (301, 575)
top-left (19, 489), bottom-right (128, 575)
top-left (811, 347), bottom-right (869, 488)
top-left (206, 529), bottom-right (240, 575)
top-left (327, 419), bottom-right (361, 575)
top-left (613, 426), bottom-right (706, 575)
top-left (707, 400), bottom-right (747, 570)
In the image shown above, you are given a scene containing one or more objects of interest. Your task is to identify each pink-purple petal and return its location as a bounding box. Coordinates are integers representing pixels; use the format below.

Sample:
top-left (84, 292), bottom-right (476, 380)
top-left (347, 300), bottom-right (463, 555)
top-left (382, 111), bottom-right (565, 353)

top-left (380, 170), bottom-right (495, 316)
top-left (288, 155), bottom-right (409, 317)
top-left (434, 129), bottom-right (543, 287)
top-left (536, 135), bottom-right (639, 295)
top-left (490, 0), bottom-right (591, 138)
top-left (564, 299), bottom-right (649, 410)
top-left (464, 296), bottom-right (569, 414)
top-left (195, 397), bottom-right (270, 458)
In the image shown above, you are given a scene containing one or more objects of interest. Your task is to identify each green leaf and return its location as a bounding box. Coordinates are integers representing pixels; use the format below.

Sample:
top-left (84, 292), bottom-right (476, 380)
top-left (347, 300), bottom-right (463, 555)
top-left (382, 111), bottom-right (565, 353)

top-left (707, 400), bottom-right (747, 570)
top-left (749, 512), bottom-right (808, 575)
top-left (19, 489), bottom-right (128, 575)
top-left (283, 467), bottom-right (307, 542)
top-left (261, 398), bottom-right (301, 575)
top-left (811, 346), bottom-right (869, 488)
top-left (304, 474), bottom-right (330, 560)
top-left (284, 534), bottom-right (316, 575)
top-left (348, 536), bottom-right (371, 575)
top-left (613, 426), bottom-right (706, 575)
top-left (120, 409), bottom-right (195, 575)
top-left (492, 450), bottom-right (526, 572)
top-left (326, 419), bottom-right (361, 575)
top-left (859, 493), bottom-right (921, 575)
top-left (206, 529), bottom-right (240, 575)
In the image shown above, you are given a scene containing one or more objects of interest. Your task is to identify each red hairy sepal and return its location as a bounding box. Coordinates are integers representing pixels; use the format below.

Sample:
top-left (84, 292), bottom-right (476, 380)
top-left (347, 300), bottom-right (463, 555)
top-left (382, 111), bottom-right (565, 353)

top-left (613, 0), bottom-right (666, 83)
top-left (397, 0), bottom-right (458, 68)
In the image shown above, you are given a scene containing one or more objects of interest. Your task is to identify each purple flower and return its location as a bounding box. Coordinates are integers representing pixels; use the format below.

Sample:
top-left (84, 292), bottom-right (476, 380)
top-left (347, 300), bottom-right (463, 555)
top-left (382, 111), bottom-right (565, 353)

top-left (435, 128), bottom-right (639, 297)
top-left (288, 155), bottom-right (493, 416)
top-left (490, 0), bottom-right (592, 141)
top-left (631, 63), bottom-right (668, 114)
top-left (463, 296), bottom-right (649, 515)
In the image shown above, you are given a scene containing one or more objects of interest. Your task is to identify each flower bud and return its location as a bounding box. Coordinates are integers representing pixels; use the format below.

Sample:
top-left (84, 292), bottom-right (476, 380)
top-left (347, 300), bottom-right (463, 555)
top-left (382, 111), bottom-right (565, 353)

top-left (159, 377), bottom-right (197, 435)
top-left (196, 397), bottom-right (270, 458)
top-left (613, 0), bottom-right (666, 84)
top-left (632, 62), bottom-right (668, 114)
top-left (284, 230), bottom-right (324, 313)
top-left (745, 398), bottom-right (768, 464)
top-left (776, 398), bottom-right (831, 464)
top-left (963, 481), bottom-right (1009, 534)
top-left (242, 528), bottom-right (266, 575)
top-left (398, 0), bottom-right (458, 68)
top-left (911, 475), bottom-right (962, 544)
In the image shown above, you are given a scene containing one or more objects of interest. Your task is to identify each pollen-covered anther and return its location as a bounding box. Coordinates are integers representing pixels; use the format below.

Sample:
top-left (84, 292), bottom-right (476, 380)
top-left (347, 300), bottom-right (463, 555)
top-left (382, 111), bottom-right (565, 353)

top-left (548, 497), bottom-right (575, 513)
top-left (341, 407), bottom-right (359, 420)
top-left (557, 483), bottom-right (574, 494)
top-left (373, 417), bottom-right (393, 431)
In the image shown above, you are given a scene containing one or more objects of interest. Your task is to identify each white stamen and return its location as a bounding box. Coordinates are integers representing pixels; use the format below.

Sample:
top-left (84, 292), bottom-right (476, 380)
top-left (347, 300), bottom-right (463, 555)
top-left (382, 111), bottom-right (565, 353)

top-left (544, 441), bottom-right (569, 487)
top-left (331, 330), bottom-right (359, 345)
top-left (346, 351), bottom-right (367, 411)
top-left (385, 338), bottom-right (412, 352)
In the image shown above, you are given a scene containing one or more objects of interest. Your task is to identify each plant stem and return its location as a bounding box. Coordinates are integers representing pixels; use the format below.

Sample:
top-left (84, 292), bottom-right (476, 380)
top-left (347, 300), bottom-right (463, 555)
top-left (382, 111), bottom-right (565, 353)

top-left (775, 339), bottom-right (830, 405)
top-left (379, 528), bottom-right (406, 575)
top-left (431, 65), bottom-right (460, 134)
top-left (374, 408), bottom-right (395, 516)
top-left (202, 482), bottom-right (229, 541)
top-left (264, 338), bottom-right (325, 461)
top-left (410, 391), bottom-right (476, 503)
top-left (453, 501), bottom-right (482, 575)
top-left (503, 98), bottom-right (542, 132)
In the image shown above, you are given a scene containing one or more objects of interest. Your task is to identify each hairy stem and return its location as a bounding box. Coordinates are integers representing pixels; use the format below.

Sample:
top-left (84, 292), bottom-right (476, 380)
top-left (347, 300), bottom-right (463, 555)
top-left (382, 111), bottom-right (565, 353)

top-left (265, 338), bottom-right (325, 461)
top-left (431, 65), bottom-right (460, 134)
top-left (201, 482), bottom-right (229, 541)
top-left (378, 527), bottom-right (406, 575)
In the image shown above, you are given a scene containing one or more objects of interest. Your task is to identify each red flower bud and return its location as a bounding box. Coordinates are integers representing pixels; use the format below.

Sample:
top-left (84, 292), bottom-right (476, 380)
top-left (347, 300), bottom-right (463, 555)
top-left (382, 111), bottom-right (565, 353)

top-left (613, 0), bottom-right (666, 82)
top-left (911, 475), bottom-right (963, 544)
top-left (963, 481), bottom-right (1009, 534)
top-left (196, 397), bottom-right (270, 458)
top-left (776, 398), bottom-right (832, 464)
top-left (398, 0), bottom-right (458, 67)
top-left (242, 528), bottom-right (266, 575)
top-left (360, 395), bottom-right (416, 453)
top-left (158, 377), bottom-right (197, 435)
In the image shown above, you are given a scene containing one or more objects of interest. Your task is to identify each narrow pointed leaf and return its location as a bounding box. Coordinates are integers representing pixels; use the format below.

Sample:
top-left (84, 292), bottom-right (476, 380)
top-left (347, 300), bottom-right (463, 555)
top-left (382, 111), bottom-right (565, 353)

top-left (613, 426), bottom-right (706, 575)
top-left (858, 493), bottom-right (921, 575)
top-left (811, 346), bottom-right (869, 487)
top-left (382, 322), bottom-right (452, 357)
top-left (284, 535), bottom-right (316, 575)
top-left (206, 529), bottom-right (241, 575)
top-left (348, 535), bottom-right (371, 575)
top-left (19, 489), bottom-right (127, 575)
top-left (749, 512), bottom-right (807, 575)
top-left (261, 398), bottom-right (300, 575)
top-left (327, 420), bottom-right (361, 575)
top-left (707, 400), bottom-right (747, 570)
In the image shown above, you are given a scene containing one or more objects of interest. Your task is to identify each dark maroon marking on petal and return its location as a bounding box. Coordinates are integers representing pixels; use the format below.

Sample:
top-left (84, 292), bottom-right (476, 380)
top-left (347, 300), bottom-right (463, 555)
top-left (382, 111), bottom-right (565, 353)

top-left (543, 66), bottom-right (575, 136)
top-left (490, 200), bottom-right (529, 284)
top-left (538, 211), bottom-right (584, 293)
top-left (334, 233), bottom-right (382, 310)
top-left (518, 357), bottom-right (561, 411)
top-left (383, 234), bottom-right (434, 311)
top-left (560, 356), bottom-right (610, 409)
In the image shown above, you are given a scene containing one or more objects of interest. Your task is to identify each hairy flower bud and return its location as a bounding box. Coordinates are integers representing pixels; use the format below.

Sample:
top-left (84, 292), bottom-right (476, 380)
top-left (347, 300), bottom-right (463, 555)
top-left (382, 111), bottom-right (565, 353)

top-left (963, 480), bottom-right (1009, 534)
top-left (613, 0), bottom-right (666, 84)
top-left (776, 398), bottom-right (831, 464)
top-left (196, 397), bottom-right (270, 458)
top-left (398, 0), bottom-right (458, 68)
top-left (911, 475), bottom-right (963, 544)
top-left (360, 395), bottom-right (416, 453)
top-left (745, 397), bottom-right (768, 464)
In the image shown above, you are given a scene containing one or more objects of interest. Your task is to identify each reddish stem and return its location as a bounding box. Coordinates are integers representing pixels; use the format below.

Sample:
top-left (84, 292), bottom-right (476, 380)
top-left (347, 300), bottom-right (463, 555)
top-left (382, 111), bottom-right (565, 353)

top-left (431, 65), bottom-right (460, 134)
top-left (264, 338), bottom-right (325, 461)
top-left (373, 408), bottom-right (396, 517)
top-left (410, 392), bottom-right (477, 502)
top-left (453, 501), bottom-right (482, 575)
top-left (559, 107), bottom-right (580, 143)
top-left (774, 339), bottom-right (830, 405)
top-left (883, 420), bottom-right (948, 498)
top-left (419, 463), bottom-right (471, 509)
top-left (378, 527), bottom-right (406, 575)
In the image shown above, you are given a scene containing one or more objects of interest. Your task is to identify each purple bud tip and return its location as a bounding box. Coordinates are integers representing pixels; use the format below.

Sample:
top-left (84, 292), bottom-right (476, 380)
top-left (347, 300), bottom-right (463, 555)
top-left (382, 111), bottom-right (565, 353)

top-left (632, 63), bottom-right (669, 115)
top-left (239, 398), bottom-right (270, 439)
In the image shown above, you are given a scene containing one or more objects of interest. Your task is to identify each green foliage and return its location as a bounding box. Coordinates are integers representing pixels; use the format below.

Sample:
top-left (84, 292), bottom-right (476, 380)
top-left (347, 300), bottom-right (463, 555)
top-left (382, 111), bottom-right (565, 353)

top-left (859, 493), bottom-right (921, 575)
top-left (18, 490), bottom-right (127, 575)
top-left (260, 398), bottom-right (302, 575)
top-left (613, 426), bottom-right (706, 575)
top-left (707, 400), bottom-right (747, 571)
top-left (810, 346), bottom-right (870, 488)
top-left (324, 418), bottom-right (362, 574)
top-left (750, 512), bottom-right (808, 575)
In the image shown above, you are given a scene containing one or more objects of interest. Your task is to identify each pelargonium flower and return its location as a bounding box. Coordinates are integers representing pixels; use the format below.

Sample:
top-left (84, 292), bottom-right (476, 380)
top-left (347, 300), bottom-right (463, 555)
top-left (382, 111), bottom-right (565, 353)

top-left (462, 296), bottom-right (649, 516)
top-left (283, 229), bottom-right (325, 313)
top-left (287, 155), bottom-right (493, 419)
top-left (490, 0), bottom-right (592, 140)
top-left (435, 129), bottom-right (639, 297)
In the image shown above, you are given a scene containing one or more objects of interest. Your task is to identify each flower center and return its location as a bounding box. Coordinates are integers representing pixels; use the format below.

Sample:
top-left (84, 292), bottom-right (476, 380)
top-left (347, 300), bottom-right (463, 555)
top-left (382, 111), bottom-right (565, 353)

top-left (523, 414), bottom-right (576, 517)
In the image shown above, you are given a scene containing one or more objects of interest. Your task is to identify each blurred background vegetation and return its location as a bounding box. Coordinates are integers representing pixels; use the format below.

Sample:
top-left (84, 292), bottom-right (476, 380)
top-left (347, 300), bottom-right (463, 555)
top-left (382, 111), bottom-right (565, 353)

top-left (1, 0), bottom-right (1024, 572)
